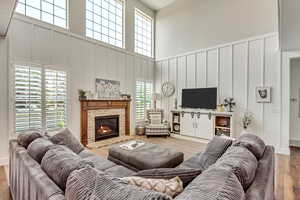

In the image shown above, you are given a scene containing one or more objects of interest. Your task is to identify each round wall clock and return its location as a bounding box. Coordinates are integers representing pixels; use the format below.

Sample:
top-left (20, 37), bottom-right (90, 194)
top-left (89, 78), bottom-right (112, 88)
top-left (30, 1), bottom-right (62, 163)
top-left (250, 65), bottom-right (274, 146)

top-left (161, 82), bottom-right (175, 97)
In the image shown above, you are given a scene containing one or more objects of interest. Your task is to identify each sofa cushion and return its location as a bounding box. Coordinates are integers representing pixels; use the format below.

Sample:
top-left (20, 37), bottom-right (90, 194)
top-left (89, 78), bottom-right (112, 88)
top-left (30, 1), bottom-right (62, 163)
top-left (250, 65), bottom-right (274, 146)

top-left (134, 168), bottom-right (202, 187)
top-left (180, 136), bottom-right (232, 170)
top-left (66, 165), bottom-right (172, 200)
top-left (27, 137), bottom-right (54, 163)
top-left (174, 167), bottom-right (245, 200)
top-left (214, 146), bottom-right (258, 189)
top-left (120, 176), bottom-right (183, 198)
top-left (41, 145), bottom-right (93, 190)
top-left (49, 128), bottom-right (84, 154)
top-left (17, 129), bottom-right (42, 148)
top-left (78, 149), bottom-right (95, 158)
top-left (83, 155), bottom-right (116, 171)
top-left (233, 133), bottom-right (266, 159)
top-left (105, 165), bottom-right (136, 178)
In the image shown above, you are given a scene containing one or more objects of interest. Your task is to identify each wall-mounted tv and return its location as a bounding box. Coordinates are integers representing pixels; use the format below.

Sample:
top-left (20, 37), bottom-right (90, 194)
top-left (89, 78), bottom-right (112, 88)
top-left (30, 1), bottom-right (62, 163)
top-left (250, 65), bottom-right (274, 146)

top-left (181, 88), bottom-right (217, 109)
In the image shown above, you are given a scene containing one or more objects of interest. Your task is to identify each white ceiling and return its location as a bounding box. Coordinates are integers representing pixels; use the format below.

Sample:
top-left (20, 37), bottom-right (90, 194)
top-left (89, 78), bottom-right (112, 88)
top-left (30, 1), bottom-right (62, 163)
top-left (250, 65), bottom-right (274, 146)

top-left (0, 0), bottom-right (16, 37)
top-left (139, 0), bottom-right (177, 10)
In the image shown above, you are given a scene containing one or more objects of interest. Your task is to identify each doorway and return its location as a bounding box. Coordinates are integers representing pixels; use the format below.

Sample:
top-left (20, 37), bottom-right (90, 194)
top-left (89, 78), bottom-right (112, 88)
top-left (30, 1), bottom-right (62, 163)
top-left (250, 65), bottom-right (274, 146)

top-left (290, 58), bottom-right (300, 147)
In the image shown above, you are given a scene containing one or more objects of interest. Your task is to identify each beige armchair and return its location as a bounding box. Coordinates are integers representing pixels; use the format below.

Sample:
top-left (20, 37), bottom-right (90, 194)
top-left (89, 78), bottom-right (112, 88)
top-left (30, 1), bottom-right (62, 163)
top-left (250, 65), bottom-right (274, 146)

top-left (145, 109), bottom-right (170, 137)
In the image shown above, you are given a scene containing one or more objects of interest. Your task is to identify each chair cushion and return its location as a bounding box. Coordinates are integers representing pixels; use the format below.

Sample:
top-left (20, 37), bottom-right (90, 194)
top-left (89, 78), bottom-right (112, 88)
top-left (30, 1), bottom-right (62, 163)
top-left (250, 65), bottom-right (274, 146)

top-left (27, 137), bottom-right (54, 163)
top-left (134, 168), bottom-right (202, 187)
top-left (233, 133), bottom-right (266, 159)
top-left (41, 145), bottom-right (93, 190)
top-left (214, 146), bottom-right (258, 189)
top-left (66, 165), bottom-right (172, 200)
top-left (121, 176), bottom-right (183, 198)
top-left (180, 136), bottom-right (232, 170)
top-left (17, 129), bottom-right (42, 148)
top-left (174, 167), bottom-right (245, 200)
top-left (49, 128), bottom-right (84, 154)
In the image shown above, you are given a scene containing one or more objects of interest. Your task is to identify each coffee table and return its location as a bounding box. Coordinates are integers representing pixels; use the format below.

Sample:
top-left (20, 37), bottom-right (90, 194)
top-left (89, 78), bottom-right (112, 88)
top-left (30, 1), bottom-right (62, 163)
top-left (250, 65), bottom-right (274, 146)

top-left (108, 141), bottom-right (184, 171)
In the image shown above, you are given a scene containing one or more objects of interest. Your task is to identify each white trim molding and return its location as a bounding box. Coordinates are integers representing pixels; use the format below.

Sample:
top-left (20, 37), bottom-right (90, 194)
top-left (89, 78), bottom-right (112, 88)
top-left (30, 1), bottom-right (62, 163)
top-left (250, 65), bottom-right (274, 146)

top-left (155, 33), bottom-right (278, 61)
top-left (290, 139), bottom-right (300, 147)
top-left (0, 157), bottom-right (9, 166)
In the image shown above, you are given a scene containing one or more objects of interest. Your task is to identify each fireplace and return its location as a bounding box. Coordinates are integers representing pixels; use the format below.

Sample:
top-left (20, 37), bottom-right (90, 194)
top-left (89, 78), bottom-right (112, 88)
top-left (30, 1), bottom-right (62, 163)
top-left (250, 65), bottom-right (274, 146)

top-left (95, 115), bottom-right (119, 141)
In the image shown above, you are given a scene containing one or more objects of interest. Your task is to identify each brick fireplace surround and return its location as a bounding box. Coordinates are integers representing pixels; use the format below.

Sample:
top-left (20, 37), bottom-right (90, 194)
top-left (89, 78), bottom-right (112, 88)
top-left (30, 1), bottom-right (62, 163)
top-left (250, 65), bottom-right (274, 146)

top-left (80, 99), bottom-right (131, 146)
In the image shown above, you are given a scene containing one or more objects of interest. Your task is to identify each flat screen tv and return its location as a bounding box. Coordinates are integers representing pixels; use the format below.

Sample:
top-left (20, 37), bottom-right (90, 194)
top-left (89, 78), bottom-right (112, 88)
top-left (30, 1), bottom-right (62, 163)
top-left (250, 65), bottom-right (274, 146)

top-left (182, 88), bottom-right (217, 109)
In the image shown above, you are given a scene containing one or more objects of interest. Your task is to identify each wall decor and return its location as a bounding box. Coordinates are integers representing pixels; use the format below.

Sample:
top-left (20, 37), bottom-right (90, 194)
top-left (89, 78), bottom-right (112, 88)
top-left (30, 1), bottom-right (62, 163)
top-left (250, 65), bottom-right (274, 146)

top-left (256, 87), bottom-right (271, 103)
top-left (95, 78), bottom-right (120, 99)
top-left (161, 82), bottom-right (175, 97)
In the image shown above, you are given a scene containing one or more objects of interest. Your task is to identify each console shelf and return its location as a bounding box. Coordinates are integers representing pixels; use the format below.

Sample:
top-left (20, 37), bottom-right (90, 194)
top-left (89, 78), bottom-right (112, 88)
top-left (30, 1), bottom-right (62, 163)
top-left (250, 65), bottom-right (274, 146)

top-left (171, 110), bottom-right (234, 139)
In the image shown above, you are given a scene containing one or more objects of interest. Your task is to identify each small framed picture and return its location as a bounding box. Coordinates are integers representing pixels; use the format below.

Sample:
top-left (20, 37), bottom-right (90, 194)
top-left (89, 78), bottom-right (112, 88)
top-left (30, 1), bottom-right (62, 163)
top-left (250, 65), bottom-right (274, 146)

top-left (256, 87), bottom-right (271, 103)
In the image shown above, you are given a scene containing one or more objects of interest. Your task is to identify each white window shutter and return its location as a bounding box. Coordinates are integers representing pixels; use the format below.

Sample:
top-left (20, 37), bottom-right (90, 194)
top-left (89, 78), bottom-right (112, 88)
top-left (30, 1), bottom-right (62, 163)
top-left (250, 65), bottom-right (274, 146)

top-left (14, 65), bottom-right (67, 133)
top-left (45, 69), bottom-right (67, 131)
top-left (15, 66), bottom-right (42, 132)
top-left (135, 81), bottom-right (153, 122)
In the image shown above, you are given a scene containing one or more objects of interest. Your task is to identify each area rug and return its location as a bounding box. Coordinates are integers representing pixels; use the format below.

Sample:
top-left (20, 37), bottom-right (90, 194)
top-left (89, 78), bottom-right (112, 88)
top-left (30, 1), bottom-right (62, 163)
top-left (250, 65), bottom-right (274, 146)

top-left (87, 136), bottom-right (145, 149)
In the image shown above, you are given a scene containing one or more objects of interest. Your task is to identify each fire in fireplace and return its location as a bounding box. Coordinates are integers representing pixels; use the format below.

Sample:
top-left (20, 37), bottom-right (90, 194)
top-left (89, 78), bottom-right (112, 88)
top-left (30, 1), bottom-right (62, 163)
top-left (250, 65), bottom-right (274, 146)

top-left (95, 115), bottom-right (119, 141)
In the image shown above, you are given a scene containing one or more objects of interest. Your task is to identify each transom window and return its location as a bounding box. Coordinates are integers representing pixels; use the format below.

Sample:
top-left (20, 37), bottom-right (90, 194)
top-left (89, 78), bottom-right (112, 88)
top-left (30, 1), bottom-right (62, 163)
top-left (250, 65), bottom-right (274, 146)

top-left (135, 9), bottom-right (153, 57)
top-left (15, 0), bottom-right (68, 29)
top-left (136, 81), bottom-right (153, 121)
top-left (14, 65), bottom-right (67, 133)
top-left (86, 0), bottom-right (124, 48)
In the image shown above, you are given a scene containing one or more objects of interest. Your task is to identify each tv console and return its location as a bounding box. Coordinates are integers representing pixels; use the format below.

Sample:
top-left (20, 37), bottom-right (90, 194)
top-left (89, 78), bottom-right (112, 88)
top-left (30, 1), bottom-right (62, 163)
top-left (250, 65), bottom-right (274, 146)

top-left (171, 109), bottom-right (234, 140)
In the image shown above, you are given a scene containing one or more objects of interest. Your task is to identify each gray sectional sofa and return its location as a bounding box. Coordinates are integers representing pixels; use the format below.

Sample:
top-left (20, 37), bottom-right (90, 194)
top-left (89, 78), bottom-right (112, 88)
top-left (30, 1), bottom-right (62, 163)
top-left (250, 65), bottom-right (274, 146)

top-left (9, 130), bottom-right (274, 200)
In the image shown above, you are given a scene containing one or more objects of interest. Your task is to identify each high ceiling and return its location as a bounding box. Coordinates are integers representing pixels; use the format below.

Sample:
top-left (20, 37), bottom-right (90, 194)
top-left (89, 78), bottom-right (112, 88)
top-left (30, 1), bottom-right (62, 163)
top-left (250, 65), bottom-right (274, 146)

top-left (139, 0), bottom-right (177, 10)
top-left (0, 0), bottom-right (16, 37)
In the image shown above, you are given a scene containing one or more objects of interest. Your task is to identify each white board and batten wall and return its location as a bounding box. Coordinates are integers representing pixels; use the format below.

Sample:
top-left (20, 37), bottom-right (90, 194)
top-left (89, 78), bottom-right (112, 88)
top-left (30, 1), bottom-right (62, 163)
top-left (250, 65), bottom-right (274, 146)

top-left (3, 16), bottom-right (154, 148)
top-left (155, 33), bottom-right (288, 154)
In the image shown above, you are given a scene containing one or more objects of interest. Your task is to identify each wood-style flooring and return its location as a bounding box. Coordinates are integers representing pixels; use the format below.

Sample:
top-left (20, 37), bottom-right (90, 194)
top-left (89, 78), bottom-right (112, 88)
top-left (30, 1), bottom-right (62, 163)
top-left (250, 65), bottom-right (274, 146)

top-left (0, 137), bottom-right (299, 200)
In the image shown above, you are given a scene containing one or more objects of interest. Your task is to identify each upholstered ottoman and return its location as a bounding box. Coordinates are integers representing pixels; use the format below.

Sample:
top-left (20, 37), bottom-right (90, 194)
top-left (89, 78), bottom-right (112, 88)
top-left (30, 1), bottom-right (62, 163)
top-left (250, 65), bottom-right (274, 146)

top-left (108, 141), bottom-right (184, 171)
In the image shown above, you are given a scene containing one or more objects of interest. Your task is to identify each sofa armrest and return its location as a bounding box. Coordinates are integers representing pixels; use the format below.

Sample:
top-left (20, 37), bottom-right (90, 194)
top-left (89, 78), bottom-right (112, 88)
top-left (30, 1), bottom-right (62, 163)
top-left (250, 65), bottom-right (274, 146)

top-left (245, 145), bottom-right (275, 200)
top-left (9, 140), bottom-right (66, 200)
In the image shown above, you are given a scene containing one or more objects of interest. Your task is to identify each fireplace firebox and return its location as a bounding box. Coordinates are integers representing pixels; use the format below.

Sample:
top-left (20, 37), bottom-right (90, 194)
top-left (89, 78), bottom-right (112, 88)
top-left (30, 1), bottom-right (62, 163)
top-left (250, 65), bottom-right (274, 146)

top-left (95, 115), bottom-right (119, 141)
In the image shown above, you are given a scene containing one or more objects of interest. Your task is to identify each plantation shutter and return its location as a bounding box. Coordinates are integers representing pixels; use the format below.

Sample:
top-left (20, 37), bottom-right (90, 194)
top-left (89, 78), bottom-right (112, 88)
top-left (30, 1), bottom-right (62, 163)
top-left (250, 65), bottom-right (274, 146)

top-left (15, 66), bottom-right (42, 132)
top-left (145, 82), bottom-right (152, 110)
top-left (136, 81), bottom-right (145, 121)
top-left (135, 81), bottom-right (153, 121)
top-left (45, 69), bottom-right (67, 131)
top-left (14, 65), bottom-right (67, 133)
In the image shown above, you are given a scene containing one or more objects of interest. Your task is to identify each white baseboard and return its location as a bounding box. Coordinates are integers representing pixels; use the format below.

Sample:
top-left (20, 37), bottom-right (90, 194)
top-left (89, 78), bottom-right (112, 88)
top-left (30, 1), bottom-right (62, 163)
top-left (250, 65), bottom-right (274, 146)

top-left (290, 139), bottom-right (300, 147)
top-left (276, 147), bottom-right (290, 155)
top-left (0, 157), bottom-right (8, 166)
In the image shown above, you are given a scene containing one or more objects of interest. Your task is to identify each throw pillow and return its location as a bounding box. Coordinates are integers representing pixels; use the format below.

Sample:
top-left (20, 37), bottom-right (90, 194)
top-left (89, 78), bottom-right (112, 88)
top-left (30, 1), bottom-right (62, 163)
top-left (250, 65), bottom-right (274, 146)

top-left (120, 176), bottom-right (183, 198)
top-left (66, 165), bottom-right (172, 200)
top-left (134, 168), bottom-right (202, 187)
top-left (233, 133), bottom-right (266, 159)
top-left (214, 146), bottom-right (258, 190)
top-left (27, 137), bottom-right (54, 163)
top-left (17, 129), bottom-right (42, 148)
top-left (197, 136), bottom-right (233, 170)
top-left (175, 167), bottom-right (245, 200)
top-left (49, 128), bottom-right (84, 154)
top-left (41, 145), bottom-right (93, 190)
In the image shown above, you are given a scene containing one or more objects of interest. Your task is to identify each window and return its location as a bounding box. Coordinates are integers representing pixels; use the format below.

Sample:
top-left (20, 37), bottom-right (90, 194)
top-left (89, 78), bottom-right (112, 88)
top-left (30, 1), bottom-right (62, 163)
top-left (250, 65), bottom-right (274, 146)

top-left (15, 0), bottom-right (68, 29)
top-left (135, 9), bottom-right (153, 57)
top-left (135, 81), bottom-right (153, 121)
top-left (86, 0), bottom-right (124, 48)
top-left (14, 65), bottom-right (67, 133)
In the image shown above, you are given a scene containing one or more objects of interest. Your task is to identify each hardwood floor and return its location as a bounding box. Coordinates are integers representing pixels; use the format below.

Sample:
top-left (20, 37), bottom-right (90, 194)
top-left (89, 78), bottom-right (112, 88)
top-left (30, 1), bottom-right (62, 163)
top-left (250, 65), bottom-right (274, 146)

top-left (0, 137), bottom-right (299, 200)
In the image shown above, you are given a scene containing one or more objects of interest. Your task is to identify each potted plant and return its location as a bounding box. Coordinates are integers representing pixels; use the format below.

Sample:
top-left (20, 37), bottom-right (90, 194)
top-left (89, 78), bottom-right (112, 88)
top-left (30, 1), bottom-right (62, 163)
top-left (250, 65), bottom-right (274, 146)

top-left (78, 89), bottom-right (87, 100)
